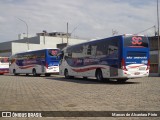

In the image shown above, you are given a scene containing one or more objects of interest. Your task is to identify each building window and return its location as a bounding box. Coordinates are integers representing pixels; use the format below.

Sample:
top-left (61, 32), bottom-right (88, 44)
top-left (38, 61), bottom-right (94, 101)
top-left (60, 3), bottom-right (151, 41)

top-left (150, 64), bottom-right (158, 73)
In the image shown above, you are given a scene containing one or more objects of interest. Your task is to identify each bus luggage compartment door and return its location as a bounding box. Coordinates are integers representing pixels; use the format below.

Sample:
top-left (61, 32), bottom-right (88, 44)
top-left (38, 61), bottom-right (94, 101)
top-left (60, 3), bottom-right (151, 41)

top-left (110, 65), bottom-right (118, 77)
top-left (41, 61), bottom-right (45, 73)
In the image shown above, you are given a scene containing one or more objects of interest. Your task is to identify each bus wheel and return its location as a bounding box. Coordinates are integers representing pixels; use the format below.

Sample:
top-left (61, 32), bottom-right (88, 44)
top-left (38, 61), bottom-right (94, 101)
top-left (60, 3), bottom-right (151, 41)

top-left (96, 69), bottom-right (104, 82)
top-left (64, 69), bottom-right (70, 79)
top-left (32, 69), bottom-right (37, 77)
top-left (37, 74), bottom-right (41, 77)
top-left (13, 69), bottom-right (18, 76)
top-left (117, 79), bottom-right (128, 83)
top-left (45, 73), bottom-right (51, 77)
top-left (83, 77), bottom-right (88, 79)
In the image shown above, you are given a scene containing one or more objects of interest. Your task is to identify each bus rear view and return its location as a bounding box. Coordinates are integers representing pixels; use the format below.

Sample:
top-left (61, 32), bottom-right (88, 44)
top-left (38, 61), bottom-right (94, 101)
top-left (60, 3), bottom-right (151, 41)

top-left (59, 34), bottom-right (149, 82)
top-left (121, 35), bottom-right (150, 78)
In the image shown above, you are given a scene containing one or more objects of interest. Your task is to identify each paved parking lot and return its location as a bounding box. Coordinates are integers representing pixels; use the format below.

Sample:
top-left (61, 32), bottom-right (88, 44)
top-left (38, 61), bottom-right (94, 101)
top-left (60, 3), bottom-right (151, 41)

top-left (0, 74), bottom-right (160, 120)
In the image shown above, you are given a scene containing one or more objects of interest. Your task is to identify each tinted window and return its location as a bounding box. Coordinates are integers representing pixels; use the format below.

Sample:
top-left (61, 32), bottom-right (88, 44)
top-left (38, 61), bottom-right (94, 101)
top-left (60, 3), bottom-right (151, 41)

top-left (48, 49), bottom-right (60, 56)
top-left (0, 58), bottom-right (9, 63)
top-left (124, 36), bottom-right (148, 48)
top-left (66, 38), bottom-right (119, 58)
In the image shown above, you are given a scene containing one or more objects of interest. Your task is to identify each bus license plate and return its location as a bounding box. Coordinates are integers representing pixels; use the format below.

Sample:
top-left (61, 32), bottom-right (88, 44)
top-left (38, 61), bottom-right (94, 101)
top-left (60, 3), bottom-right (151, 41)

top-left (134, 72), bottom-right (140, 75)
top-left (139, 67), bottom-right (145, 70)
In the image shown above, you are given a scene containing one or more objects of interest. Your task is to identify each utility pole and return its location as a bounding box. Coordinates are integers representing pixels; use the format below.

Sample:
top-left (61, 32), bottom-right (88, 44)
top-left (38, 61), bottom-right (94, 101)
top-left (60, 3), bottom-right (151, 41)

top-left (43, 30), bottom-right (47, 48)
top-left (157, 0), bottom-right (160, 75)
top-left (135, 25), bottom-right (155, 35)
top-left (17, 17), bottom-right (29, 50)
top-left (71, 24), bottom-right (79, 38)
top-left (67, 22), bottom-right (69, 45)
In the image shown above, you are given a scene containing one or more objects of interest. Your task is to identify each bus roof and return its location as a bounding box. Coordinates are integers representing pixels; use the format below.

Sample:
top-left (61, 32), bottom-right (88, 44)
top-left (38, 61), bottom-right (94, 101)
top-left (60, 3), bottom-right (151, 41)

top-left (62, 34), bottom-right (147, 51)
top-left (123, 34), bottom-right (145, 37)
top-left (62, 35), bottom-right (123, 50)
top-left (13, 48), bottom-right (60, 55)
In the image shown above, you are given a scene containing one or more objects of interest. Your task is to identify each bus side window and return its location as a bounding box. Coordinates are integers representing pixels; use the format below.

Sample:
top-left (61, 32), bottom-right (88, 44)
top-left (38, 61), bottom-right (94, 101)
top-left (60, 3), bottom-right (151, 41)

top-left (87, 45), bottom-right (91, 55)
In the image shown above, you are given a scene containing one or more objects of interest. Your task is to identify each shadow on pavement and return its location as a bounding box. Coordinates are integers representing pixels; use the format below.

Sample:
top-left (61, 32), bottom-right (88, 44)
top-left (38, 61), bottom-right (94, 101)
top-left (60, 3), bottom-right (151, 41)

top-left (4, 74), bottom-right (140, 85)
top-left (45, 76), bottom-right (140, 85)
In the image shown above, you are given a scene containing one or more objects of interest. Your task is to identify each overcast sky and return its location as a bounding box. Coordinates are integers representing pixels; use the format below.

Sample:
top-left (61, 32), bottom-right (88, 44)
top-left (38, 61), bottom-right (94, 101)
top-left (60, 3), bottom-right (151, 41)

top-left (0, 0), bottom-right (158, 42)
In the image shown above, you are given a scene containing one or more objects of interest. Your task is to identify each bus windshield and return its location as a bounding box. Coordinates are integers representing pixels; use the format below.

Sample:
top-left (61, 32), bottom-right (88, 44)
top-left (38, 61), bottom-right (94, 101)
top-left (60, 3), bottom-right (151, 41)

top-left (124, 36), bottom-right (148, 48)
top-left (48, 49), bottom-right (60, 56)
top-left (0, 58), bottom-right (9, 63)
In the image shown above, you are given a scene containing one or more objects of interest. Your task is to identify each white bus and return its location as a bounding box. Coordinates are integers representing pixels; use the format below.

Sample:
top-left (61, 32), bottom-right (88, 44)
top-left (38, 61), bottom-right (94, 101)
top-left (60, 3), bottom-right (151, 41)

top-left (9, 48), bottom-right (61, 76)
top-left (59, 35), bottom-right (150, 82)
top-left (0, 57), bottom-right (9, 75)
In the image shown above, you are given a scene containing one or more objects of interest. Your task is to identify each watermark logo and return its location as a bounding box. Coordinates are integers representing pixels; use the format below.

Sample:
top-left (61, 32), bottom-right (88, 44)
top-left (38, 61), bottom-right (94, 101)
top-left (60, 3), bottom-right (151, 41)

top-left (2, 112), bottom-right (11, 117)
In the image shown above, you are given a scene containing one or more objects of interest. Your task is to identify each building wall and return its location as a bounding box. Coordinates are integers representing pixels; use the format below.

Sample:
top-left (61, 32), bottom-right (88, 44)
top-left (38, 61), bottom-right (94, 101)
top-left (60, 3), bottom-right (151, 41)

top-left (150, 51), bottom-right (158, 73)
top-left (12, 43), bottom-right (45, 55)
top-left (15, 36), bottom-right (40, 44)
top-left (0, 42), bottom-right (12, 57)
top-left (39, 36), bottom-right (87, 47)
top-left (0, 36), bottom-right (40, 57)
top-left (148, 36), bottom-right (159, 76)
top-left (11, 36), bottom-right (87, 55)
top-left (40, 36), bottom-right (62, 48)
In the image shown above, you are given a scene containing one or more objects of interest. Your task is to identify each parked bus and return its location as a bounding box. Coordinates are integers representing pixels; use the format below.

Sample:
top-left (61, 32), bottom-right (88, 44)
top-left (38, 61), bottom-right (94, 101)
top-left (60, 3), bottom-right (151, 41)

top-left (9, 48), bottom-right (60, 76)
top-left (59, 34), bottom-right (150, 82)
top-left (0, 57), bottom-right (9, 75)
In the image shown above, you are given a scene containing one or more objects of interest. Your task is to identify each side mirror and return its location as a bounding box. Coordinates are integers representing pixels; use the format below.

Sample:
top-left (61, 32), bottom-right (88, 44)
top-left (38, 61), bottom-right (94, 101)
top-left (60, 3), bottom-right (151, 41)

top-left (57, 51), bottom-right (64, 60)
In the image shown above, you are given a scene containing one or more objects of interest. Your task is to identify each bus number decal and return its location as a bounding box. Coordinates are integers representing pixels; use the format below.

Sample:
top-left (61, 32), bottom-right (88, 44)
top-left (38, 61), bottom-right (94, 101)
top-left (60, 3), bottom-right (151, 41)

top-left (132, 37), bottom-right (142, 45)
top-left (51, 50), bottom-right (57, 56)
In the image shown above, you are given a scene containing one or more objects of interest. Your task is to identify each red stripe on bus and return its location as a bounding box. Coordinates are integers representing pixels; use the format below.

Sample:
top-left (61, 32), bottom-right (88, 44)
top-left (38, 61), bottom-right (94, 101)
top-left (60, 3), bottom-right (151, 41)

top-left (128, 46), bottom-right (144, 48)
top-left (19, 65), bottom-right (34, 69)
top-left (72, 67), bottom-right (105, 72)
top-left (127, 65), bottom-right (144, 68)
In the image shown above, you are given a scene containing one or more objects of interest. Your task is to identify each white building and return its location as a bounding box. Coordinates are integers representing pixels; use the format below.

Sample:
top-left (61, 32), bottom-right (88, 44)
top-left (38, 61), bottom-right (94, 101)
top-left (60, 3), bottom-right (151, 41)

top-left (0, 32), bottom-right (88, 57)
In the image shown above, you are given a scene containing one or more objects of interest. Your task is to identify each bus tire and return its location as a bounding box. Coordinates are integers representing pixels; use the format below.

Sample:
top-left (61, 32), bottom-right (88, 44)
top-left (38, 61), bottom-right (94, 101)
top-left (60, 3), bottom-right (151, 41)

top-left (13, 69), bottom-right (18, 76)
top-left (96, 69), bottom-right (104, 82)
top-left (83, 77), bottom-right (88, 79)
top-left (45, 73), bottom-right (51, 77)
top-left (117, 79), bottom-right (128, 83)
top-left (37, 74), bottom-right (41, 76)
top-left (32, 69), bottom-right (37, 77)
top-left (64, 69), bottom-right (70, 79)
